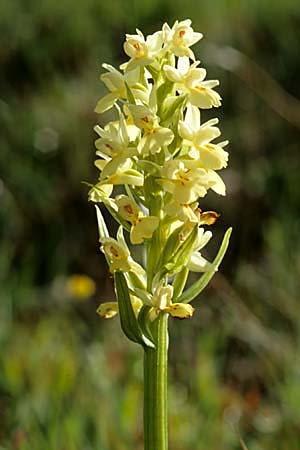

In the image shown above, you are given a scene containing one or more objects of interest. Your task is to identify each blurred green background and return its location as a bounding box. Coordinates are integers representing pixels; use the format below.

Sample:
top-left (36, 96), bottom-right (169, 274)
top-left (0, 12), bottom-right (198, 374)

top-left (1, 0), bottom-right (300, 449)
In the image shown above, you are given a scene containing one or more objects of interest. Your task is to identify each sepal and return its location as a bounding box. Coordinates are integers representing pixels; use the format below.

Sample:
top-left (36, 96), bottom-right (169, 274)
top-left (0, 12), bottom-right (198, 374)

top-left (95, 205), bottom-right (109, 239)
top-left (97, 302), bottom-right (118, 319)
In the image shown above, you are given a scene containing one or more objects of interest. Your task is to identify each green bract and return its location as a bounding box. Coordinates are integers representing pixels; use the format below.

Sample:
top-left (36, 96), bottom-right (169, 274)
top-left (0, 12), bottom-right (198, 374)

top-left (89, 19), bottom-right (231, 341)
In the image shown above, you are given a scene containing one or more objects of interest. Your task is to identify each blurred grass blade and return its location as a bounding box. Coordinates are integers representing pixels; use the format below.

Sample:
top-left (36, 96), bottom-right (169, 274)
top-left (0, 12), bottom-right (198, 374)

top-left (178, 227), bottom-right (232, 304)
top-left (239, 437), bottom-right (249, 450)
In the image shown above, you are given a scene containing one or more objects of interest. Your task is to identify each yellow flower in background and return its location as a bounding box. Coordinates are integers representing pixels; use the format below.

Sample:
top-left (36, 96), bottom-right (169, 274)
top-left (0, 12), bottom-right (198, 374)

top-left (67, 275), bottom-right (96, 300)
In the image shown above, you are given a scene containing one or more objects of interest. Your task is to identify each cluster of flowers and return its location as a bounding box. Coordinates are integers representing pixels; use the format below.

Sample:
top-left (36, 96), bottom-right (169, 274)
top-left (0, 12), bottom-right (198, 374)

top-left (89, 20), bottom-right (230, 342)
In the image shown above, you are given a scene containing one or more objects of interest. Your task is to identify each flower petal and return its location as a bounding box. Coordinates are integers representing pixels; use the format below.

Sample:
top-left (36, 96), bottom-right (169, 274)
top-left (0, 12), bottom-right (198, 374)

top-left (165, 302), bottom-right (194, 318)
top-left (97, 302), bottom-right (119, 319)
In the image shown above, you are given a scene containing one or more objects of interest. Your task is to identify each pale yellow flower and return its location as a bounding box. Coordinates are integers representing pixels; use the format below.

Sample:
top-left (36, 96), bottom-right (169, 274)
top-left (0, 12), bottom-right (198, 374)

top-left (206, 169), bottom-right (226, 196)
top-left (100, 227), bottom-right (145, 274)
top-left (130, 216), bottom-right (159, 244)
top-left (88, 183), bottom-right (113, 203)
top-left (164, 57), bottom-right (221, 109)
top-left (95, 64), bottom-right (149, 113)
top-left (151, 283), bottom-right (174, 310)
top-left (93, 111), bottom-right (142, 186)
top-left (94, 112), bottom-right (139, 164)
top-left (148, 282), bottom-right (194, 320)
top-left (128, 104), bottom-right (174, 154)
top-left (95, 158), bottom-right (144, 186)
top-left (91, 21), bottom-right (231, 335)
top-left (97, 302), bottom-right (119, 318)
top-left (115, 195), bottom-right (140, 221)
top-left (115, 195), bottom-right (159, 244)
top-left (164, 200), bottom-right (200, 223)
top-left (178, 104), bottom-right (229, 170)
top-left (105, 167), bottom-right (144, 186)
top-left (162, 19), bottom-right (203, 60)
top-left (97, 295), bottom-right (142, 319)
top-left (160, 159), bottom-right (213, 203)
top-left (122, 29), bottom-right (163, 71)
top-left (187, 227), bottom-right (213, 272)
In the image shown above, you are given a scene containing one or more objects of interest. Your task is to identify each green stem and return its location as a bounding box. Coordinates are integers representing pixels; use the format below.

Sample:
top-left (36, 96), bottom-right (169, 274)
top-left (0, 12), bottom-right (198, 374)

top-left (144, 313), bottom-right (169, 450)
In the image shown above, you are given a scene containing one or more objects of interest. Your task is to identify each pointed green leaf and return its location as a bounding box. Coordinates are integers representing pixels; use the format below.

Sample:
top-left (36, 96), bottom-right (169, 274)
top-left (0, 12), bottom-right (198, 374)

top-left (125, 82), bottom-right (136, 105)
top-left (117, 226), bottom-right (129, 250)
top-left (127, 270), bottom-right (147, 290)
top-left (146, 64), bottom-right (159, 82)
top-left (157, 80), bottom-right (174, 110)
top-left (138, 305), bottom-right (156, 347)
top-left (132, 288), bottom-right (153, 306)
top-left (149, 83), bottom-right (157, 111)
top-left (178, 227), bottom-right (232, 304)
top-left (115, 271), bottom-right (154, 347)
top-left (165, 225), bottom-right (198, 274)
top-left (172, 266), bottom-right (189, 300)
top-left (159, 224), bottom-right (186, 267)
top-left (160, 94), bottom-right (186, 123)
top-left (136, 160), bottom-right (161, 176)
top-left (124, 184), bottom-right (146, 208)
top-left (115, 271), bottom-right (143, 344)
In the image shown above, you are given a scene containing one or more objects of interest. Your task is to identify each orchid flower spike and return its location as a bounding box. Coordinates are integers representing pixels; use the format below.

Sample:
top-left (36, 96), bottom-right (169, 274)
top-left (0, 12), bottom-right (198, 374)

top-left (90, 19), bottom-right (231, 341)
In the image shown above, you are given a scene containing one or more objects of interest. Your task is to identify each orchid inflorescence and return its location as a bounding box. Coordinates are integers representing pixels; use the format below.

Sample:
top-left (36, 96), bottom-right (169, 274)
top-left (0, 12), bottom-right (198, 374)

top-left (89, 19), bottom-right (231, 348)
